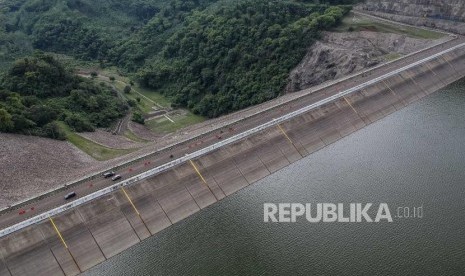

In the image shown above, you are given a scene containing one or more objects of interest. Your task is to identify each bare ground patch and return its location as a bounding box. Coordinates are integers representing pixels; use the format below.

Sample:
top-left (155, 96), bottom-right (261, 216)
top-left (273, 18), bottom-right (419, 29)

top-left (128, 121), bottom-right (161, 141)
top-left (0, 133), bottom-right (98, 207)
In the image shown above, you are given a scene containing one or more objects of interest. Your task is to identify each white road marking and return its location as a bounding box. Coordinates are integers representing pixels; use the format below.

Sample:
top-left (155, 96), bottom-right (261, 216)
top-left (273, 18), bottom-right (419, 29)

top-left (164, 115), bottom-right (175, 123)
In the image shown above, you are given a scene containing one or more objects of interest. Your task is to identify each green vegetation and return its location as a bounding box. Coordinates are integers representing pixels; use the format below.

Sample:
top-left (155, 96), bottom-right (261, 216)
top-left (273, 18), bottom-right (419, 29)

top-left (336, 13), bottom-right (445, 39)
top-left (58, 122), bottom-right (134, 160)
top-left (146, 112), bottom-right (205, 134)
top-left (0, 0), bottom-right (171, 65)
top-left (0, 0), bottom-right (364, 138)
top-left (384, 53), bottom-right (403, 61)
top-left (124, 129), bottom-right (149, 143)
top-left (132, 84), bottom-right (171, 108)
top-left (0, 53), bottom-right (128, 139)
top-left (132, 111), bottom-right (145, 124)
top-left (136, 2), bottom-right (350, 117)
top-left (109, 78), bottom-right (156, 114)
top-left (0, 0), bottom-right (223, 68)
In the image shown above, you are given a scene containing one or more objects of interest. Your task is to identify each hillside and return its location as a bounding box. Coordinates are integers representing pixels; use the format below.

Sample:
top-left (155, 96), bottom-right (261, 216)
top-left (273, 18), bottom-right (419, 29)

top-left (0, 0), bottom-right (361, 123)
top-left (0, 0), bottom-right (232, 67)
top-left (0, 53), bottom-right (127, 139)
top-left (135, 2), bottom-right (350, 117)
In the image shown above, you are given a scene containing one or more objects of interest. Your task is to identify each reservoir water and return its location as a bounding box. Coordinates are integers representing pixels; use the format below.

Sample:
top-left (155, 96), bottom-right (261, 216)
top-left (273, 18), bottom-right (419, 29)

top-left (86, 79), bottom-right (465, 275)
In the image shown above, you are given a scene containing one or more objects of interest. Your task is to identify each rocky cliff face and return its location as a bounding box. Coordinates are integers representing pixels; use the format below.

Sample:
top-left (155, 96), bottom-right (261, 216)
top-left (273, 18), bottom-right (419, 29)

top-left (355, 0), bottom-right (465, 34)
top-left (286, 0), bottom-right (460, 93)
top-left (286, 31), bottom-right (440, 93)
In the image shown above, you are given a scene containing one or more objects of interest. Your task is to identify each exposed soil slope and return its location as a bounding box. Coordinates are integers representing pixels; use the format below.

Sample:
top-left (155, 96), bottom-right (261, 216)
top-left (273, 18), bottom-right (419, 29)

top-left (0, 134), bottom-right (97, 207)
top-left (286, 31), bottom-right (443, 93)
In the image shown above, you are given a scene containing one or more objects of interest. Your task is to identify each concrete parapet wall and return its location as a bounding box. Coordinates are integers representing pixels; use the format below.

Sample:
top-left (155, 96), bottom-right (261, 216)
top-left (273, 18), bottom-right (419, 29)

top-left (1, 47), bottom-right (465, 276)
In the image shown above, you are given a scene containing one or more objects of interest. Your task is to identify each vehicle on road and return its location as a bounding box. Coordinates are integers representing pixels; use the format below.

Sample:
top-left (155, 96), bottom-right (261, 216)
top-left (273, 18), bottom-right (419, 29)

top-left (64, 192), bottom-right (77, 200)
top-left (112, 175), bottom-right (122, 181)
top-left (103, 171), bottom-right (115, 178)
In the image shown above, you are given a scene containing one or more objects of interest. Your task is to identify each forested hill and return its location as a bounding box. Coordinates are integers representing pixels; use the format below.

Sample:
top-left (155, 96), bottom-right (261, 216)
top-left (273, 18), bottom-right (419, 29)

top-left (0, 0), bottom-right (221, 65)
top-left (135, 2), bottom-right (350, 117)
top-left (1, 0), bottom-right (360, 123)
top-left (0, 53), bottom-right (127, 139)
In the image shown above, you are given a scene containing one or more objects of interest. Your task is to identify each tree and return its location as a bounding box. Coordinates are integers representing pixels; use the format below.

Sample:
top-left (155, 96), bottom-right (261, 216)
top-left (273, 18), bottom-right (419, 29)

top-left (0, 55), bottom-right (127, 139)
top-left (132, 111), bottom-right (145, 124)
top-left (136, 0), bottom-right (350, 118)
top-left (43, 122), bottom-right (66, 140)
top-left (124, 85), bottom-right (132, 94)
top-left (109, 76), bottom-right (116, 82)
top-left (0, 108), bottom-right (14, 132)
top-left (127, 99), bottom-right (136, 107)
top-left (26, 105), bottom-right (58, 127)
top-left (65, 113), bottom-right (95, 132)
top-left (90, 71), bottom-right (98, 79)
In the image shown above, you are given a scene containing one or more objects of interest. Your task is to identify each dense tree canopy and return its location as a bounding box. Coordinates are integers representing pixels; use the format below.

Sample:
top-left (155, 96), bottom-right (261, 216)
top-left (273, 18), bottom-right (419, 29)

top-left (0, 0), bottom-right (359, 129)
top-left (136, 1), bottom-right (349, 117)
top-left (0, 53), bottom-right (128, 139)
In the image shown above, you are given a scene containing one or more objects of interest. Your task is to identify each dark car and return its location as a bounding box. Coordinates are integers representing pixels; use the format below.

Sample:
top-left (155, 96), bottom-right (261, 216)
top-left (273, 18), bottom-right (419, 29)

top-left (64, 192), bottom-right (77, 200)
top-left (103, 171), bottom-right (115, 178)
top-left (112, 175), bottom-right (122, 181)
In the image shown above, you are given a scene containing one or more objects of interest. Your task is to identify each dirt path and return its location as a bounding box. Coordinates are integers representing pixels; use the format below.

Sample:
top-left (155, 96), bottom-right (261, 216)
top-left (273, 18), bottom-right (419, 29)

top-left (114, 113), bottom-right (131, 135)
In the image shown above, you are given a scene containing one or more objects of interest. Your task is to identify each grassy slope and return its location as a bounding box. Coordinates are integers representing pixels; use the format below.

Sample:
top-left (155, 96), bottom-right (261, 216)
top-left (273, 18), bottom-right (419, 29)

top-left (96, 70), bottom-right (206, 134)
top-left (145, 112), bottom-right (205, 134)
top-left (58, 122), bottom-right (135, 161)
top-left (124, 129), bottom-right (149, 143)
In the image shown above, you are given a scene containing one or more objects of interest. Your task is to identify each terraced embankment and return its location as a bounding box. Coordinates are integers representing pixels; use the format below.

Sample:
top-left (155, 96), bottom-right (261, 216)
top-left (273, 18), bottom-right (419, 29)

top-left (1, 39), bottom-right (465, 276)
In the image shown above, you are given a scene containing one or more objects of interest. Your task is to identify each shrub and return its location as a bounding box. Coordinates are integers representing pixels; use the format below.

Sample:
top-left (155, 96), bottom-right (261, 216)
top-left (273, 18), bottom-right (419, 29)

top-left (132, 111), bottom-right (145, 124)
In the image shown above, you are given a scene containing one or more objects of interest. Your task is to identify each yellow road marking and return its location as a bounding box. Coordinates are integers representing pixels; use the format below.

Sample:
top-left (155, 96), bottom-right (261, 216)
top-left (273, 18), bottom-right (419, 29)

top-left (425, 63), bottom-right (438, 76)
top-left (382, 80), bottom-right (404, 105)
top-left (189, 159), bottom-right (219, 200)
top-left (49, 216), bottom-right (81, 272)
top-left (49, 217), bottom-right (68, 249)
top-left (277, 124), bottom-right (303, 157)
top-left (343, 97), bottom-right (358, 115)
top-left (442, 56), bottom-right (457, 72)
top-left (382, 80), bottom-right (396, 96)
top-left (122, 187), bottom-right (140, 216)
top-left (277, 124), bottom-right (294, 145)
top-left (426, 61), bottom-right (447, 86)
top-left (442, 55), bottom-right (460, 78)
top-left (406, 72), bottom-right (428, 95)
top-left (189, 160), bottom-right (208, 186)
top-left (121, 187), bottom-right (151, 235)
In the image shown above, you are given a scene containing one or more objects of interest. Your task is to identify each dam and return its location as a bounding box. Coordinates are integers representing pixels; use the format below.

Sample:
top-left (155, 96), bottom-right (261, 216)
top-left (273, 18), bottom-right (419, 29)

top-left (1, 38), bottom-right (465, 275)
